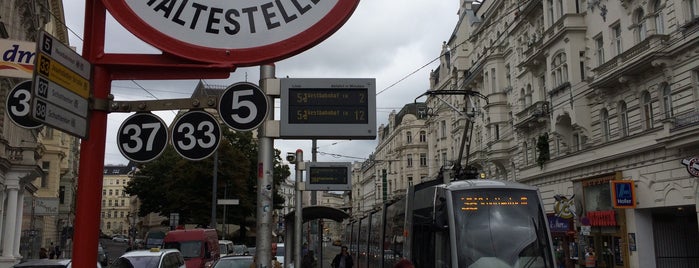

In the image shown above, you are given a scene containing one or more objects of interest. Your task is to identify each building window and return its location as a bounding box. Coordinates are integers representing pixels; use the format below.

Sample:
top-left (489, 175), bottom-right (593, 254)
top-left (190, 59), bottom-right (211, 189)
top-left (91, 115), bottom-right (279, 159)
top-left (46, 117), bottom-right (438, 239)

top-left (688, 0), bottom-right (699, 21)
top-left (662, 83), bottom-right (673, 118)
top-left (551, 52), bottom-right (568, 88)
top-left (548, 0), bottom-right (555, 25)
top-left (120, 211), bottom-right (125, 218)
top-left (634, 9), bottom-right (647, 42)
top-left (406, 131), bottom-right (412, 144)
top-left (526, 85), bottom-right (533, 106)
top-left (419, 153), bottom-right (427, 167)
top-left (505, 64), bottom-right (511, 87)
top-left (595, 35), bottom-right (605, 66)
top-left (618, 101), bottom-right (629, 137)
top-left (107, 222), bottom-right (111, 229)
top-left (115, 189), bottom-right (119, 196)
top-left (59, 186), bottom-right (65, 204)
top-left (601, 108), bottom-right (610, 141)
top-left (408, 176), bottom-right (414, 187)
top-left (642, 91), bottom-right (654, 129)
top-left (653, 0), bottom-right (664, 34)
top-left (41, 161), bottom-right (50, 188)
top-left (494, 124), bottom-right (500, 140)
top-left (108, 199), bottom-right (113, 207)
top-left (442, 152), bottom-right (448, 166)
top-left (102, 199), bottom-right (106, 207)
top-left (491, 68), bottom-right (497, 93)
top-left (121, 199), bottom-right (125, 207)
top-left (407, 154), bottom-right (413, 167)
top-left (520, 88), bottom-right (526, 109)
top-left (572, 133), bottom-right (580, 152)
top-left (109, 189), bottom-right (113, 196)
top-left (440, 121), bottom-right (447, 138)
top-left (612, 23), bottom-right (622, 56)
top-left (579, 51), bottom-right (586, 80)
top-left (103, 189), bottom-right (106, 196)
top-left (523, 142), bottom-right (529, 165)
top-left (557, 0), bottom-right (564, 18)
top-left (484, 72), bottom-right (490, 93)
top-left (419, 131), bottom-right (426, 142)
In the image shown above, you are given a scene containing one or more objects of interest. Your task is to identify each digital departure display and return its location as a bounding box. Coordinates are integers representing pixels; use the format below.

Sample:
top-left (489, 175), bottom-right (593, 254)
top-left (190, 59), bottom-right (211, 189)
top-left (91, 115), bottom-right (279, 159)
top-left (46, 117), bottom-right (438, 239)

top-left (458, 195), bottom-right (530, 211)
top-left (305, 162), bottom-right (352, 191)
top-left (309, 166), bottom-right (349, 184)
top-left (288, 88), bottom-right (369, 124)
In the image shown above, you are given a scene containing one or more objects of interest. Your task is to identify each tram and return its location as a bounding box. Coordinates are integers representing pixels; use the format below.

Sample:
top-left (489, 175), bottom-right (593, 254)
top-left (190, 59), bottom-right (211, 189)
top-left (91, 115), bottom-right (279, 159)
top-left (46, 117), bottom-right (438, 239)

top-left (345, 178), bottom-right (555, 268)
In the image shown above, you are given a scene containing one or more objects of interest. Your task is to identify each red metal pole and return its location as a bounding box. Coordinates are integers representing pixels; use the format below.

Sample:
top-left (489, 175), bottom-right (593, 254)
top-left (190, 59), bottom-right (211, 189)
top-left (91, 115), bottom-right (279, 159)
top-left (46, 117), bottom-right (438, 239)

top-left (72, 0), bottom-right (108, 267)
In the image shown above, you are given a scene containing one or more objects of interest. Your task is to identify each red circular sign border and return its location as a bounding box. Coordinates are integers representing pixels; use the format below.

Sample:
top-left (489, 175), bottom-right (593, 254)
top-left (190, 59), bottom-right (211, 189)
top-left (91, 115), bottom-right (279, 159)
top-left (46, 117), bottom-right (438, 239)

top-left (102, 0), bottom-right (360, 66)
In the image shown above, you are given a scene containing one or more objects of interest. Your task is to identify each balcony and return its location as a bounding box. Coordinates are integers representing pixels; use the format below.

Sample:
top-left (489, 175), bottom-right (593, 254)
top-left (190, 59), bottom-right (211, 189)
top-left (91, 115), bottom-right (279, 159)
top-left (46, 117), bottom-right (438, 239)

top-left (514, 101), bottom-right (550, 131)
top-left (671, 110), bottom-right (699, 131)
top-left (590, 34), bottom-right (670, 88)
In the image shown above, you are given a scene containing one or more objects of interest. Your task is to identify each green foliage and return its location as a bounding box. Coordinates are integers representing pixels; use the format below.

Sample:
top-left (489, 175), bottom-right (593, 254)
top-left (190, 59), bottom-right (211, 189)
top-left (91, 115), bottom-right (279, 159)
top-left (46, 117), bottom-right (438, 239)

top-left (537, 133), bottom-right (550, 168)
top-left (124, 127), bottom-right (290, 230)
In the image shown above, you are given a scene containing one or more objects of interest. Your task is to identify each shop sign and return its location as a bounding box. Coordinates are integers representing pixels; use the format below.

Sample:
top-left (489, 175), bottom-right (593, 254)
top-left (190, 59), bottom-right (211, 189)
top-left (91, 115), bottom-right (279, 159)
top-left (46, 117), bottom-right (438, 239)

top-left (681, 157), bottom-right (699, 177)
top-left (611, 180), bottom-right (636, 208)
top-left (586, 210), bottom-right (616, 226)
top-left (1, 39), bottom-right (35, 78)
top-left (553, 194), bottom-right (576, 219)
top-left (547, 215), bottom-right (571, 233)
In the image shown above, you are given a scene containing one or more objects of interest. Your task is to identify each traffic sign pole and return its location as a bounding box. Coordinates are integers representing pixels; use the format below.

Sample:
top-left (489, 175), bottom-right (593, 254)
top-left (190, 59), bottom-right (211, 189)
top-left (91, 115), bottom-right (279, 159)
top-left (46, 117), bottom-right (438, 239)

top-left (256, 65), bottom-right (275, 268)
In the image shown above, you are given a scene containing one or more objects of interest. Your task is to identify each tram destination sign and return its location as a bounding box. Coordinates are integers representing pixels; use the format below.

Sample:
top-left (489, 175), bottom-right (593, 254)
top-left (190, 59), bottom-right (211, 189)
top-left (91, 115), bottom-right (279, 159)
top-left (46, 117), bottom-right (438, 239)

top-left (305, 162), bottom-right (351, 191)
top-left (31, 31), bottom-right (91, 139)
top-left (280, 78), bottom-right (376, 139)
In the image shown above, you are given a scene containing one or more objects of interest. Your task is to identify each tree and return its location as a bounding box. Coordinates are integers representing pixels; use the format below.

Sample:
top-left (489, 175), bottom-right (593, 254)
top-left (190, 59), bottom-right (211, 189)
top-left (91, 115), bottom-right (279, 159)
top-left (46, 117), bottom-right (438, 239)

top-left (124, 127), bottom-right (290, 234)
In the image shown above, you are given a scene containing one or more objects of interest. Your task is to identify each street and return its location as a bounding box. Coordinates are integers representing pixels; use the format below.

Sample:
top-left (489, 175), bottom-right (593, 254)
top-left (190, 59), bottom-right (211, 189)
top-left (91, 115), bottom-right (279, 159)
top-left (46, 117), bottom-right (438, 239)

top-left (100, 238), bottom-right (129, 265)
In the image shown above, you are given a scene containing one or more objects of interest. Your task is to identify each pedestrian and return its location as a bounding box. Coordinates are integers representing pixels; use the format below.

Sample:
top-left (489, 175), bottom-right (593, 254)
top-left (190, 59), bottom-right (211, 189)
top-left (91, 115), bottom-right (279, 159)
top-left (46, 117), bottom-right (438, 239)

top-left (49, 243), bottom-right (56, 259)
top-left (39, 248), bottom-right (48, 259)
top-left (301, 250), bottom-right (315, 268)
top-left (584, 247), bottom-right (596, 268)
top-left (54, 243), bottom-right (61, 258)
top-left (330, 246), bottom-right (353, 268)
top-left (393, 259), bottom-right (414, 268)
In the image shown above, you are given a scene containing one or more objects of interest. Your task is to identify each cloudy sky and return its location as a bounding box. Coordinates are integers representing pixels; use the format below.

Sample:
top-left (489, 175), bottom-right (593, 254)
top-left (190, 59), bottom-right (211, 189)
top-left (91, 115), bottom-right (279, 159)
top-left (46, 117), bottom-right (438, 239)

top-left (62, 1), bottom-right (459, 166)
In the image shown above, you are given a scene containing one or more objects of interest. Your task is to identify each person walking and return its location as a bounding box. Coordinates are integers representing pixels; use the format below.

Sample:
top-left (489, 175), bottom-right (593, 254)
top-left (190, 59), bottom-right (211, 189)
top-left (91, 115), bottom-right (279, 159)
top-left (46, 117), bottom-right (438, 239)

top-left (301, 250), bottom-right (316, 268)
top-left (584, 247), bottom-right (596, 268)
top-left (330, 246), bottom-right (353, 268)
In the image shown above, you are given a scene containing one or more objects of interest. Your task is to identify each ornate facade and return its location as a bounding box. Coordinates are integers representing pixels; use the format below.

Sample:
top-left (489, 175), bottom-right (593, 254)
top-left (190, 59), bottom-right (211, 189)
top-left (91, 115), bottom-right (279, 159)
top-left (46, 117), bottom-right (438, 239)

top-left (0, 0), bottom-right (76, 266)
top-left (421, 0), bottom-right (699, 267)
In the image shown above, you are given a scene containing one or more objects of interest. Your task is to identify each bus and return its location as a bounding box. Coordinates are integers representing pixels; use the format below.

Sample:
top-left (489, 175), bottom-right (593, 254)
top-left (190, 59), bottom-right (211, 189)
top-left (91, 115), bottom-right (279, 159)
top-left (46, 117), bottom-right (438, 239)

top-left (347, 179), bottom-right (555, 268)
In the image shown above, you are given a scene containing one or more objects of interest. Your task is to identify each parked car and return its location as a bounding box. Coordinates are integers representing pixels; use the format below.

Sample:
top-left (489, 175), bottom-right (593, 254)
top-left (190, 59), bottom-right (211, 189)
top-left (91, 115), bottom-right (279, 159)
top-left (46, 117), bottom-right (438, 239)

top-left (212, 255), bottom-right (253, 268)
top-left (12, 259), bottom-right (102, 268)
top-left (231, 244), bottom-right (249, 256)
top-left (112, 234), bottom-right (129, 243)
top-left (274, 243), bottom-right (285, 266)
top-left (98, 244), bottom-right (109, 266)
top-left (219, 240), bottom-right (234, 257)
top-left (163, 228), bottom-right (220, 268)
top-left (111, 248), bottom-right (185, 268)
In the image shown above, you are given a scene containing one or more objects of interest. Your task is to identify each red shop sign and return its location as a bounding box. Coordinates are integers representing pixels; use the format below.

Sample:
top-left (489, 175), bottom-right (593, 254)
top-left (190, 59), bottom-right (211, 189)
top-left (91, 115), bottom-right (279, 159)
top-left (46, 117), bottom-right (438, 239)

top-left (586, 210), bottom-right (617, 226)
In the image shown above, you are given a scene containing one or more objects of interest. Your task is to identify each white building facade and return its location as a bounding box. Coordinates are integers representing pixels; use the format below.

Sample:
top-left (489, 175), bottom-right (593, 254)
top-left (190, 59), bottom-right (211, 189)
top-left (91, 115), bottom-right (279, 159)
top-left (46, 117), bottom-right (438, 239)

top-left (418, 1), bottom-right (699, 267)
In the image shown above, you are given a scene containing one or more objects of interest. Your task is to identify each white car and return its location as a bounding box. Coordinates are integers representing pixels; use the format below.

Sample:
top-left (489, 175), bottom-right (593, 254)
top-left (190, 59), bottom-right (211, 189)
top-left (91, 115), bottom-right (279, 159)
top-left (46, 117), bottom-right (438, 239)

top-left (111, 248), bottom-right (186, 268)
top-left (219, 240), bottom-right (234, 257)
top-left (12, 259), bottom-right (102, 268)
top-left (112, 235), bottom-right (129, 243)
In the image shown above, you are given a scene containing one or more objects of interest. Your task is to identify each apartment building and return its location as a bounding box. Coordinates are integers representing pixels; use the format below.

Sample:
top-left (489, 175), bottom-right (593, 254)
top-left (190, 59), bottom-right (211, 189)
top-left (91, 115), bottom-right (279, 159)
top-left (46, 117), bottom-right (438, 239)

top-left (101, 164), bottom-right (139, 237)
top-left (0, 1), bottom-right (75, 266)
top-left (415, 0), bottom-right (698, 267)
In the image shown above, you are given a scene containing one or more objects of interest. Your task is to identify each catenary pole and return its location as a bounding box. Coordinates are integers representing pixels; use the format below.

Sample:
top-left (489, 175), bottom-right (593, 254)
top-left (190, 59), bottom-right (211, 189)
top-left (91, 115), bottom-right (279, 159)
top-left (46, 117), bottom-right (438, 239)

top-left (294, 149), bottom-right (304, 268)
top-left (256, 65), bottom-right (275, 267)
top-left (211, 151), bottom-right (218, 229)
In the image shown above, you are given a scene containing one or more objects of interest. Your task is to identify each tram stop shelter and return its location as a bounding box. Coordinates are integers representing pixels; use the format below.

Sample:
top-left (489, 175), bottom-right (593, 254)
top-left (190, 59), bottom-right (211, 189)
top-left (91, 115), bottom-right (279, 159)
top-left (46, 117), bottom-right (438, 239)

top-left (284, 206), bottom-right (350, 267)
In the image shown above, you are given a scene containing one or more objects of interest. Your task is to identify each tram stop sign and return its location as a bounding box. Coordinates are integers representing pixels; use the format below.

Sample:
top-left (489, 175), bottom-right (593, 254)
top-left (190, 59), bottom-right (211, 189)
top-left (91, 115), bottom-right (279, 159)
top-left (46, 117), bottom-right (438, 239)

top-left (102, 0), bottom-right (360, 66)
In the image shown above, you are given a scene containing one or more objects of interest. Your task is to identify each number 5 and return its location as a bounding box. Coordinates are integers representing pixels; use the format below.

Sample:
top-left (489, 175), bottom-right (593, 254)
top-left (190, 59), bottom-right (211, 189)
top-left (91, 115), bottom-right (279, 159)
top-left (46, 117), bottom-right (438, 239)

top-left (231, 89), bottom-right (257, 124)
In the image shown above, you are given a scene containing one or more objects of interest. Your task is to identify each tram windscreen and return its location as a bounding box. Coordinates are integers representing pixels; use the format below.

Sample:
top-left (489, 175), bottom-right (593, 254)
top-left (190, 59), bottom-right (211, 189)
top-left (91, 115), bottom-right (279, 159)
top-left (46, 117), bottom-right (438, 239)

top-left (452, 189), bottom-right (553, 268)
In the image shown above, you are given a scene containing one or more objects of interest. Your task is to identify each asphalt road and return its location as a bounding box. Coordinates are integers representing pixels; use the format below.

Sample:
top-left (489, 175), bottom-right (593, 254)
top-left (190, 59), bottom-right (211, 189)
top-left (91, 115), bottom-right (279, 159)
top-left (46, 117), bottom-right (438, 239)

top-left (100, 238), bottom-right (129, 265)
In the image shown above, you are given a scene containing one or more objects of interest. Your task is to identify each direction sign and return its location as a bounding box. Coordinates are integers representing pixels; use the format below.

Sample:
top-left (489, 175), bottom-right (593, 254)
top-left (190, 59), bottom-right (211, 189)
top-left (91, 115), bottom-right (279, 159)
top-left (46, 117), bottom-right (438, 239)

top-left (280, 78), bottom-right (376, 139)
top-left (33, 76), bottom-right (88, 117)
top-left (31, 31), bottom-right (91, 138)
top-left (6, 80), bottom-right (42, 128)
top-left (217, 199), bottom-right (240, 205)
top-left (219, 82), bottom-right (268, 131)
top-left (171, 110), bottom-right (221, 161)
top-left (31, 98), bottom-right (87, 138)
top-left (102, 0), bottom-right (360, 65)
top-left (117, 113), bottom-right (169, 163)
